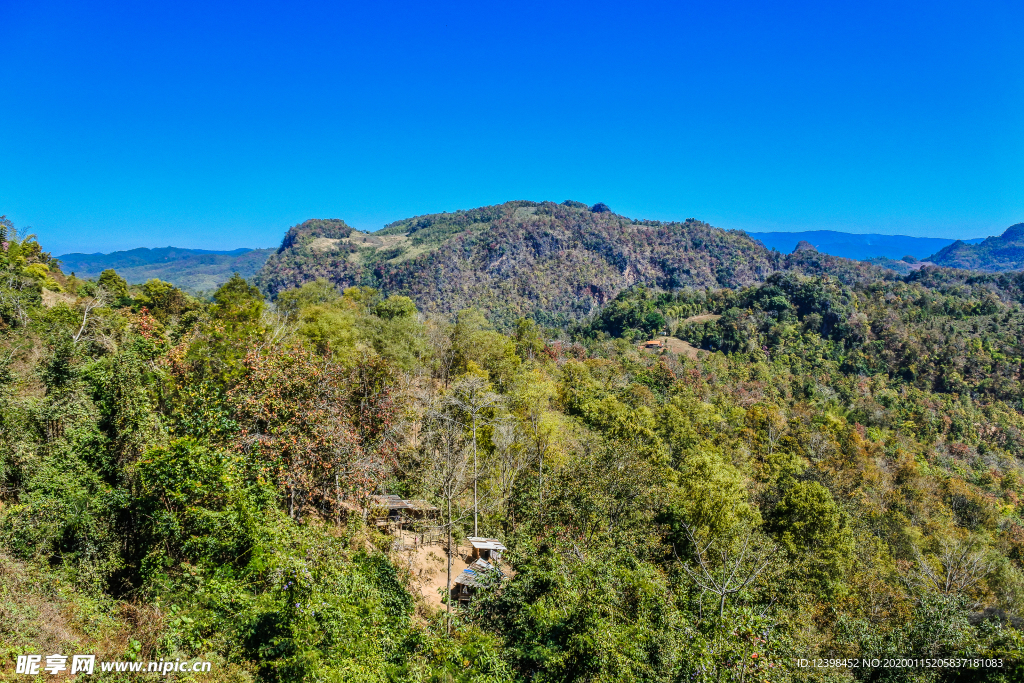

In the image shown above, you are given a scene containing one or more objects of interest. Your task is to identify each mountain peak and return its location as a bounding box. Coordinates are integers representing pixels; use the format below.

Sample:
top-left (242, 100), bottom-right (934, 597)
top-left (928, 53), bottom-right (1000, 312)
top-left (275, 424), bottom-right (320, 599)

top-left (255, 200), bottom-right (883, 327)
top-left (1000, 222), bottom-right (1024, 241)
top-left (927, 222), bottom-right (1024, 272)
top-left (279, 219), bottom-right (353, 252)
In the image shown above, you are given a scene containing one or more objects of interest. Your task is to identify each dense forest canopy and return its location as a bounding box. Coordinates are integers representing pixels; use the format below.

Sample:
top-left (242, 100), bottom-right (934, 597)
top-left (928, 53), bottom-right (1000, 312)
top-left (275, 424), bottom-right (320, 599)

top-left (4, 211), bottom-right (1024, 682)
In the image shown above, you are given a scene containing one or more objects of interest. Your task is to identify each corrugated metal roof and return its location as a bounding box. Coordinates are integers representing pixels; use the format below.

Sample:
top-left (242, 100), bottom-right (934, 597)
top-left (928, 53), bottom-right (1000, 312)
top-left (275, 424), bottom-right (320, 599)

top-left (371, 495), bottom-right (414, 510)
top-left (453, 559), bottom-right (502, 588)
top-left (466, 536), bottom-right (507, 551)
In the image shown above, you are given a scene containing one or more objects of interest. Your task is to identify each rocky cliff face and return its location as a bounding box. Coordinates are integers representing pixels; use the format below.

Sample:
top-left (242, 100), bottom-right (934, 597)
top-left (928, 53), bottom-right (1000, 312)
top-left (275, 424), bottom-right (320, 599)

top-left (256, 200), bottom-right (886, 327)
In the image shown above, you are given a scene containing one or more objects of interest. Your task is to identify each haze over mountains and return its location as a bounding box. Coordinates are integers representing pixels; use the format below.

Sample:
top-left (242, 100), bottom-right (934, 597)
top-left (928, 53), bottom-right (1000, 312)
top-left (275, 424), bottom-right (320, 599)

top-left (58, 204), bottom-right (1018, 300)
top-left (57, 246), bottom-right (274, 293)
top-left (747, 230), bottom-right (985, 261)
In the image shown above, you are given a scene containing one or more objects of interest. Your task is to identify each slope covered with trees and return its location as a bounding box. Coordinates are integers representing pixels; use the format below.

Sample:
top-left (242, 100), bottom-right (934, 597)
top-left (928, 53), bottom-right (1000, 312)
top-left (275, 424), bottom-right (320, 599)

top-left (256, 201), bottom-right (890, 329)
top-left (4, 213), bottom-right (1024, 682)
top-left (928, 224), bottom-right (1024, 272)
top-left (58, 246), bottom-right (275, 294)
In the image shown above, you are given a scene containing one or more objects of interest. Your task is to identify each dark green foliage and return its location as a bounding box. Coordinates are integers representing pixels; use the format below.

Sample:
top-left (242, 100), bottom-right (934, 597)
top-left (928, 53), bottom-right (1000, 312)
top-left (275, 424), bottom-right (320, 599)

top-left (374, 294), bottom-right (417, 320)
top-left (137, 278), bottom-right (200, 320)
top-left (212, 273), bottom-right (265, 326)
top-left (586, 287), bottom-right (666, 340)
top-left (97, 268), bottom-right (129, 299)
top-left (472, 547), bottom-right (684, 682)
top-left (126, 439), bottom-right (266, 587)
top-left (929, 223), bottom-right (1024, 272)
top-left (765, 479), bottom-right (853, 596)
top-left (107, 347), bottom-right (153, 465)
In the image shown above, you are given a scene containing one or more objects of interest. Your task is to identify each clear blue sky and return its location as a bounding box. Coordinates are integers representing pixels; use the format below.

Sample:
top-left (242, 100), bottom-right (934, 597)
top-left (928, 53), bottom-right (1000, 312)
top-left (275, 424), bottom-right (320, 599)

top-left (2, 0), bottom-right (1022, 255)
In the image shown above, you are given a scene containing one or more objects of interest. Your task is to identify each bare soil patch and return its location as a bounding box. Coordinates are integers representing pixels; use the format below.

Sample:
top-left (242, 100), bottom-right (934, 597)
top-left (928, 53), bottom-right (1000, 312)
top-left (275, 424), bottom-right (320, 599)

top-left (41, 289), bottom-right (77, 308)
top-left (391, 532), bottom-right (474, 613)
top-left (680, 313), bottom-right (721, 325)
top-left (655, 336), bottom-right (702, 360)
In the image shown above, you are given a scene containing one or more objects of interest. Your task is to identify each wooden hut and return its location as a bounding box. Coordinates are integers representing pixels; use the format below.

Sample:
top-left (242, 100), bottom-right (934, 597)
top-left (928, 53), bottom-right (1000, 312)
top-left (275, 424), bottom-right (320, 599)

top-left (451, 558), bottom-right (502, 606)
top-left (466, 537), bottom-right (507, 562)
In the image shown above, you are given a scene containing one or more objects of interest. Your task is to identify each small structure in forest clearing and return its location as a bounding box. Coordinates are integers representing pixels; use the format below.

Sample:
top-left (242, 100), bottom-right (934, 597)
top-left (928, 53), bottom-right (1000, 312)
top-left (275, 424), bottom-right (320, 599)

top-left (467, 536), bottom-right (507, 561)
top-left (370, 495), bottom-right (440, 530)
top-left (451, 558), bottom-right (504, 606)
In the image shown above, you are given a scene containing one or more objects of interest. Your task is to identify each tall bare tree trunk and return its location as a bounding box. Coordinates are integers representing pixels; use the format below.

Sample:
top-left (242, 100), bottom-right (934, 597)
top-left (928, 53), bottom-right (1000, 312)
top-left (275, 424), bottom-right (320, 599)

top-left (473, 415), bottom-right (478, 537)
top-left (446, 496), bottom-right (452, 624)
top-left (538, 448), bottom-right (543, 511)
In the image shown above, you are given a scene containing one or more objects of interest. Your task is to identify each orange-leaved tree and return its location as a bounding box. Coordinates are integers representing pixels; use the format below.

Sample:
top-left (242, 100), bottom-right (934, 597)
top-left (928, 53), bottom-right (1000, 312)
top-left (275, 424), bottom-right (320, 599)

top-left (229, 343), bottom-right (399, 520)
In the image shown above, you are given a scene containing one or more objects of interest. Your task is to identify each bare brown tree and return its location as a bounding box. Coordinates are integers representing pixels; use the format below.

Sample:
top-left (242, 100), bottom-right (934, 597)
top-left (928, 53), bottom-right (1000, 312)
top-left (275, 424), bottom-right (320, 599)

top-left (422, 406), bottom-right (471, 621)
top-left (678, 522), bottom-right (780, 622)
top-left (487, 419), bottom-right (530, 526)
top-left (913, 535), bottom-right (992, 602)
top-left (447, 375), bottom-right (501, 537)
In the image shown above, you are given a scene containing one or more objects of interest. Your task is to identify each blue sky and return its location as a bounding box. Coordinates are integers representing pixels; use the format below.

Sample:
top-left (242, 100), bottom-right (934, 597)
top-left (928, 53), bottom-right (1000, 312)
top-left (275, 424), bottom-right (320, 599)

top-left (2, 0), bottom-right (1022, 255)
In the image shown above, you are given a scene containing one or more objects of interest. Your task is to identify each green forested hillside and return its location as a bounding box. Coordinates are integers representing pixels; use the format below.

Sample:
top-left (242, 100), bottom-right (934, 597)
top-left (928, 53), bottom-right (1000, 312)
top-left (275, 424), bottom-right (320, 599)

top-left (59, 247), bottom-right (274, 294)
top-left (255, 202), bottom-right (891, 328)
top-left (4, 213), bottom-right (1024, 682)
top-left (928, 224), bottom-right (1024, 272)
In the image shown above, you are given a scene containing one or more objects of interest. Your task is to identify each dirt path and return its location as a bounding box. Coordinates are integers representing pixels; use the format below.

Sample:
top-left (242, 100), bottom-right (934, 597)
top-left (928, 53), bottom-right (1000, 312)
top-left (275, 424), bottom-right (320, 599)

top-left (392, 532), bottom-right (474, 612)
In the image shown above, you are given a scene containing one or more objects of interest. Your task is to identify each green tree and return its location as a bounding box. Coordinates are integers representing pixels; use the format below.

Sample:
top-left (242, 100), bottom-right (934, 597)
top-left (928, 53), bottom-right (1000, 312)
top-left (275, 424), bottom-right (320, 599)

top-left (212, 273), bottom-right (265, 327)
top-left (275, 278), bottom-right (340, 319)
top-left (108, 347), bottom-right (155, 466)
top-left (373, 294), bottom-right (417, 320)
top-left (765, 479), bottom-right (854, 597)
top-left (97, 268), bottom-right (129, 299)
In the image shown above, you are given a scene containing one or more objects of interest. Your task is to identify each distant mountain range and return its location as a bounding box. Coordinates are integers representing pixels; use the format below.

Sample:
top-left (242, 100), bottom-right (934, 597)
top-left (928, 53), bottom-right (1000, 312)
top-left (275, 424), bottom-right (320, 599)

top-left (926, 223), bottom-right (1024, 271)
top-left (60, 215), bottom-right (1022, 304)
top-left (746, 230), bottom-right (986, 261)
top-left (57, 247), bottom-right (274, 293)
top-left (253, 202), bottom-right (888, 328)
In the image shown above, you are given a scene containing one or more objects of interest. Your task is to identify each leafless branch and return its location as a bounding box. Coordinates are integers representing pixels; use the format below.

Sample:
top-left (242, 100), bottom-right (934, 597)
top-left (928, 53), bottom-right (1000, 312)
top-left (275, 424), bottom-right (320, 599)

top-left (72, 288), bottom-right (109, 343)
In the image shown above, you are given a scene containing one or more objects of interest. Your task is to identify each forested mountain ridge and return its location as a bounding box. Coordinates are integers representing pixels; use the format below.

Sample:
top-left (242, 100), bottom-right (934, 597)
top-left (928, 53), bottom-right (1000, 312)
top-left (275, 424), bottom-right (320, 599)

top-left (928, 223), bottom-right (1024, 272)
top-left (255, 201), bottom-right (892, 328)
top-left (7, 212), bottom-right (1024, 681)
top-left (58, 246), bottom-right (274, 293)
top-left (748, 229), bottom-right (987, 261)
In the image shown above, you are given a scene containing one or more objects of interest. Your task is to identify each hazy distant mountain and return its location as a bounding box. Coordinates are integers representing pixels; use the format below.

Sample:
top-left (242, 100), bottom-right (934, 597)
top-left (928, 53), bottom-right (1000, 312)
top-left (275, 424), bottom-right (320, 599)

top-left (58, 246), bottom-right (274, 293)
top-left (255, 201), bottom-right (889, 327)
top-left (747, 230), bottom-right (985, 261)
